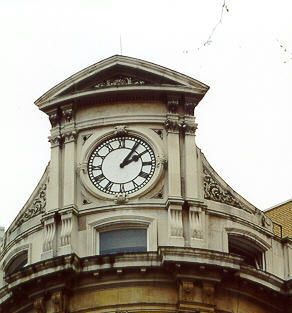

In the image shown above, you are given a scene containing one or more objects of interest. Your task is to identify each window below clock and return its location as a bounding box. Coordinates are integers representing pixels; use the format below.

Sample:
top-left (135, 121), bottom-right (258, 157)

top-left (99, 228), bottom-right (147, 255)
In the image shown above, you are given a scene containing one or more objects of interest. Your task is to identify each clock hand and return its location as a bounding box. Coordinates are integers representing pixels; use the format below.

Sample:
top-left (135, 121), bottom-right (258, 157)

top-left (120, 142), bottom-right (139, 168)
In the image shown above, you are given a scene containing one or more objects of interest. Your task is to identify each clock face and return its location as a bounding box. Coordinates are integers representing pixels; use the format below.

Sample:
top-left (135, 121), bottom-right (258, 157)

top-left (88, 136), bottom-right (156, 195)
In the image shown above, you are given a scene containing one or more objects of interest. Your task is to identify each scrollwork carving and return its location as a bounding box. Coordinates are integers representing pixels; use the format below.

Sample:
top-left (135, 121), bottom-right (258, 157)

top-left (203, 167), bottom-right (246, 210)
top-left (179, 121), bottom-right (197, 135)
top-left (95, 76), bottom-right (144, 88)
top-left (61, 106), bottom-right (73, 123)
top-left (49, 135), bottom-right (63, 147)
top-left (165, 118), bottom-right (180, 133)
top-left (10, 184), bottom-right (47, 232)
top-left (63, 131), bottom-right (77, 143)
top-left (49, 112), bottom-right (59, 128)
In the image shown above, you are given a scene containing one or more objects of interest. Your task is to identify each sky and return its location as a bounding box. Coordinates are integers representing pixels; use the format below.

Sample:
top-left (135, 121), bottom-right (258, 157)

top-left (0, 0), bottom-right (291, 228)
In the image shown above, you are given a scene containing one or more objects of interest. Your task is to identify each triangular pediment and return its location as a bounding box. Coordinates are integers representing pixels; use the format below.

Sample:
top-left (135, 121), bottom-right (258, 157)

top-left (35, 55), bottom-right (209, 110)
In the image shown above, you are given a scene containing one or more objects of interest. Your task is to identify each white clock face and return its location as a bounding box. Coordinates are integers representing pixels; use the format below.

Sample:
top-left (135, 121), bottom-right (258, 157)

top-left (88, 136), bottom-right (156, 195)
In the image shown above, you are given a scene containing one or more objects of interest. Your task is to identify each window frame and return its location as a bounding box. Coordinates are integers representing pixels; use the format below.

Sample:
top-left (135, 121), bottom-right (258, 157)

top-left (87, 215), bottom-right (157, 256)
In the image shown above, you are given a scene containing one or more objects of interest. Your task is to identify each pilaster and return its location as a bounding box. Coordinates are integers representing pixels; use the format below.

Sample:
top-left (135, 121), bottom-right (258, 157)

top-left (181, 115), bottom-right (199, 200)
top-left (61, 104), bottom-right (77, 209)
top-left (47, 108), bottom-right (62, 212)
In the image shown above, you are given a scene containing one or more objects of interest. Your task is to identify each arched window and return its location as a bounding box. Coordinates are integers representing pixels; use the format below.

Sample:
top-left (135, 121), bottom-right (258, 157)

top-left (228, 234), bottom-right (265, 270)
top-left (5, 250), bottom-right (28, 276)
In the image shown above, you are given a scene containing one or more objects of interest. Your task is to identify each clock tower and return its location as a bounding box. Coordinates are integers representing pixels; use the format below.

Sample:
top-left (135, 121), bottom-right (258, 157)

top-left (1, 55), bottom-right (291, 313)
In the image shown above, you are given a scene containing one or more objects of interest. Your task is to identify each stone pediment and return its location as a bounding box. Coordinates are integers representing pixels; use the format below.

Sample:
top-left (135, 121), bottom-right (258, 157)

top-left (8, 166), bottom-right (48, 234)
top-left (200, 152), bottom-right (257, 214)
top-left (35, 55), bottom-right (209, 111)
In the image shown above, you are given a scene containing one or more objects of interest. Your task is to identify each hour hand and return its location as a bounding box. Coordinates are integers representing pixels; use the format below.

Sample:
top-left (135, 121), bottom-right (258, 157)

top-left (120, 142), bottom-right (139, 168)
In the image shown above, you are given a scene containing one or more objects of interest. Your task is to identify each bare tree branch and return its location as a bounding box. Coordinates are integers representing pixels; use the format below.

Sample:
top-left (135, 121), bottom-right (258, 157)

top-left (198, 0), bottom-right (229, 50)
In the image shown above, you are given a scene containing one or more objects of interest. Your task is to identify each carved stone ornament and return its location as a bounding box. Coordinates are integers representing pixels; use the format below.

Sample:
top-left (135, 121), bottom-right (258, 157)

top-left (51, 291), bottom-right (67, 313)
top-left (180, 281), bottom-right (195, 301)
top-left (157, 155), bottom-right (168, 170)
top-left (179, 120), bottom-right (197, 135)
top-left (64, 130), bottom-right (77, 143)
top-left (49, 112), bottom-right (59, 128)
top-left (10, 184), bottom-right (47, 232)
top-left (165, 118), bottom-right (180, 133)
top-left (62, 106), bottom-right (73, 123)
top-left (184, 96), bottom-right (197, 115)
top-left (115, 192), bottom-right (128, 205)
top-left (49, 135), bottom-right (63, 147)
top-left (95, 76), bottom-right (145, 88)
top-left (114, 125), bottom-right (128, 136)
top-left (33, 297), bottom-right (45, 313)
top-left (167, 96), bottom-right (180, 113)
top-left (203, 167), bottom-right (246, 210)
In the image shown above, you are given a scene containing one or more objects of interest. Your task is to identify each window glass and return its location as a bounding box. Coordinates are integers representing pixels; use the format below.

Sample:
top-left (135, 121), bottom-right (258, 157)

top-left (6, 251), bottom-right (28, 276)
top-left (100, 228), bottom-right (147, 255)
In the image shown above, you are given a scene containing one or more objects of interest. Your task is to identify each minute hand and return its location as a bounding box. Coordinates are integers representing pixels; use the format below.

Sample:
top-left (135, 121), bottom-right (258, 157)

top-left (120, 142), bottom-right (139, 168)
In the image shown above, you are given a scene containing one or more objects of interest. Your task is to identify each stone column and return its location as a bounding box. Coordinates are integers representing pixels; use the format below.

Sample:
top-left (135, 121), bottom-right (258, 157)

top-left (165, 115), bottom-right (181, 197)
top-left (61, 104), bottom-right (77, 210)
top-left (181, 116), bottom-right (198, 200)
top-left (47, 108), bottom-right (62, 212)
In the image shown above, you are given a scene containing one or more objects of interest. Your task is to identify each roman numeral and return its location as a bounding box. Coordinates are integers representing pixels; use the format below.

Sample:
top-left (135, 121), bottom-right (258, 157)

top-left (91, 165), bottom-right (102, 170)
top-left (94, 174), bottom-right (105, 182)
top-left (142, 161), bottom-right (152, 166)
top-left (104, 181), bottom-right (114, 191)
top-left (132, 181), bottom-right (139, 189)
top-left (117, 138), bottom-right (126, 148)
top-left (139, 171), bottom-right (149, 179)
top-left (120, 184), bottom-right (125, 193)
top-left (106, 143), bottom-right (114, 152)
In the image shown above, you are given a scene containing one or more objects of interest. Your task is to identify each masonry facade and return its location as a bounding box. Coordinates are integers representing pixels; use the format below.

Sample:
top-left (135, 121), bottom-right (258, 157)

top-left (0, 55), bottom-right (292, 313)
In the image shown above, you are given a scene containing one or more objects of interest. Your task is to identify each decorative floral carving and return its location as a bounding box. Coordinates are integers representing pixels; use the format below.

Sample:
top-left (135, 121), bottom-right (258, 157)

top-left (95, 77), bottom-right (145, 88)
top-left (49, 112), bottom-right (59, 127)
top-left (165, 118), bottom-right (180, 133)
top-left (179, 121), bottom-right (197, 135)
top-left (49, 135), bottom-right (63, 147)
top-left (203, 167), bottom-right (246, 210)
top-left (10, 185), bottom-right (47, 232)
top-left (153, 129), bottom-right (163, 139)
top-left (64, 131), bottom-right (77, 143)
top-left (62, 106), bottom-right (73, 123)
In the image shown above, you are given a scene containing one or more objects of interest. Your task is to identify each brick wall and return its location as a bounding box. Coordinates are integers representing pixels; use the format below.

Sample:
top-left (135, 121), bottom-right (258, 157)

top-left (266, 200), bottom-right (292, 238)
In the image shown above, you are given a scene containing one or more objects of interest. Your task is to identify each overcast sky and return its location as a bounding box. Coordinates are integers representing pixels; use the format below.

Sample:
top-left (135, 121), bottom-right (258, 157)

top-left (1, 0), bottom-right (291, 228)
